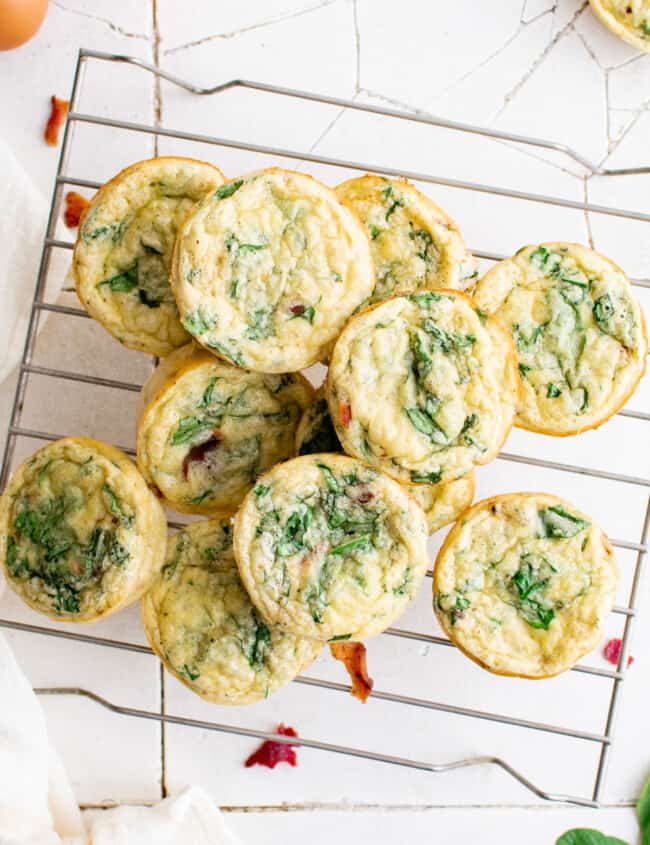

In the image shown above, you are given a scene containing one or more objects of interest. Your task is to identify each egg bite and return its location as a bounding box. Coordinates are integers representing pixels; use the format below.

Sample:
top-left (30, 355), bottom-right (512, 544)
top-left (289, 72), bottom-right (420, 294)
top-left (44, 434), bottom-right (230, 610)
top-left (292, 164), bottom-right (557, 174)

top-left (433, 492), bottom-right (619, 678)
top-left (0, 437), bottom-right (167, 622)
top-left (142, 515), bottom-right (321, 704)
top-left (336, 174), bottom-right (477, 302)
top-left (171, 168), bottom-right (375, 373)
top-left (73, 157), bottom-right (225, 356)
top-left (233, 454), bottom-right (429, 641)
top-left (327, 290), bottom-right (519, 485)
top-left (137, 344), bottom-right (313, 515)
top-left (473, 242), bottom-right (647, 435)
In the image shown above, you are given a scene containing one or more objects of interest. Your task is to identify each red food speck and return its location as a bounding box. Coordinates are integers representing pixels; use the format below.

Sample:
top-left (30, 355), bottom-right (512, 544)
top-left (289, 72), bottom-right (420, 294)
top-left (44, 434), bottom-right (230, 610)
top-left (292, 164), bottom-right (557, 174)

top-left (357, 490), bottom-right (374, 504)
top-left (245, 724), bottom-right (298, 769)
top-left (181, 433), bottom-right (223, 480)
top-left (329, 641), bottom-right (374, 703)
top-left (603, 638), bottom-right (634, 668)
top-left (44, 96), bottom-right (70, 146)
top-left (64, 192), bottom-right (90, 228)
top-left (339, 400), bottom-right (351, 428)
top-left (290, 305), bottom-right (305, 315)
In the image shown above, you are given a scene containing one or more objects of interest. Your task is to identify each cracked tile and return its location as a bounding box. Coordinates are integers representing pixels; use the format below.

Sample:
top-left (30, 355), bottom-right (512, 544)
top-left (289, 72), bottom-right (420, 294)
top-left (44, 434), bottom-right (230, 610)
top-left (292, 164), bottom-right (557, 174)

top-left (429, 12), bottom-right (555, 127)
top-left (608, 108), bottom-right (643, 144)
top-left (523, 0), bottom-right (557, 23)
top-left (602, 109), bottom-right (650, 168)
top-left (550, 0), bottom-right (588, 35)
top-left (608, 53), bottom-right (650, 111)
top-left (157, 0), bottom-right (341, 52)
top-left (50, 0), bottom-right (152, 40)
top-left (157, 0), bottom-right (356, 174)
top-left (496, 29), bottom-right (608, 164)
top-left (524, 0), bottom-right (557, 22)
top-left (356, 0), bottom-right (523, 108)
top-left (575, 4), bottom-right (643, 67)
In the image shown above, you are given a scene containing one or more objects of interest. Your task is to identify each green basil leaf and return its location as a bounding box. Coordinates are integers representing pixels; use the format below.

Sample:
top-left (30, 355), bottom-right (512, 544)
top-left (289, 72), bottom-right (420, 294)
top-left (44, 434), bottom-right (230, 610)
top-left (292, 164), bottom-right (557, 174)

top-left (637, 773), bottom-right (650, 842)
top-left (98, 266), bottom-right (138, 292)
top-left (330, 534), bottom-right (371, 556)
top-left (555, 829), bottom-right (629, 845)
top-left (539, 505), bottom-right (590, 539)
top-left (316, 462), bottom-right (342, 494)
top-left (405, 407), bottom-right (447, 444)
top-left (215, 180), bottom-right (243, 200)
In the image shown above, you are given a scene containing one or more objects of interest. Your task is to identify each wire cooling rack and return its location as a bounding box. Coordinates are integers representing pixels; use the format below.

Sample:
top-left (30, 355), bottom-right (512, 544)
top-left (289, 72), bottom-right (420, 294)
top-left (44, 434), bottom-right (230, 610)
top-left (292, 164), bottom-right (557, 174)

top-left (0, 49), bottom-right (649, 808)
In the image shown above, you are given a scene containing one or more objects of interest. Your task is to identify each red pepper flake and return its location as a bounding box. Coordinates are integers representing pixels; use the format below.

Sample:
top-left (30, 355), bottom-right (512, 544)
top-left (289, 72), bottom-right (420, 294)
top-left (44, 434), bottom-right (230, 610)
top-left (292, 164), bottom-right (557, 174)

top-left (329, 641), bottom-right (374, 703)
top-left (339, 399), bottom-right (351, 429)
top-left (603, 638), bottom-right (634, 668)
top-left (244, 724), bottom-right (298, 769)
top-left (44, 96), bottom-right (70, 146)
top-left (63, 192), bottom-right (90, 228)
top-left (290, 304), bottom-right (305, 315)
top-left (357, 490), bottom-right (374, 504)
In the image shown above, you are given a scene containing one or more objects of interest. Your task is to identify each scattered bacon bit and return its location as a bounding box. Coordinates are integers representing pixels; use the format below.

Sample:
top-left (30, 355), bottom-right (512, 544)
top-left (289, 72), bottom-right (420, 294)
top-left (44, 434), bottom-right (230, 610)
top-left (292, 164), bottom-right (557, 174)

top-left (339, 399), bottom-right (351, 429)
top-left (357, 490), bottom-right (374, 504)
top-left (181, 433), bottom-right (223, 480)
top-left (290, 304), bottom-right (305, 315)
top-left (44, 96), bottom-right (69, 146)
top-left (603, 638), bottom-right (634, 668)
top-left (63, 192), bottom-right (90, 228)
top-left (244, 724), bottom-right (298, 769)
top-left (329, 641), bottom-right (374, 703)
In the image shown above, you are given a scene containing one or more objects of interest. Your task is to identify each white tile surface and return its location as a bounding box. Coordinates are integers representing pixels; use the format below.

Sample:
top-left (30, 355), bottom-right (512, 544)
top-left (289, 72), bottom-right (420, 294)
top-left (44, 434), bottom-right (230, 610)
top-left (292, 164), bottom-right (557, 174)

top-left (0, 0), bottom-right (649, 837)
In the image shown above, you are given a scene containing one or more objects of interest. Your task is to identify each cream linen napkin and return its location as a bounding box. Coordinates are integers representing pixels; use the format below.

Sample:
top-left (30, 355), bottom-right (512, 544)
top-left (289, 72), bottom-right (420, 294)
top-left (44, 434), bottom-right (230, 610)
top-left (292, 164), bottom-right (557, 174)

top-left (0, 143), bottom-right (240, 844)
top-left (0, 630), bottom-right (240, 845)
top-left (0, 137), bottom-right (48, 382)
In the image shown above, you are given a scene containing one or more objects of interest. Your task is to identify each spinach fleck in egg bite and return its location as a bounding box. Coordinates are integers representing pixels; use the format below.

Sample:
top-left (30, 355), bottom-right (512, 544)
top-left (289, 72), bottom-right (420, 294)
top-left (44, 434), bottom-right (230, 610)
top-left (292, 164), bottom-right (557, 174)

top-left (142, 515), bottom-right (320, 704)
top-left (295, 387), bottom-right (475, 535)
top-left (336, 174), bottom-right (477, 302)
top-left (0, 437), bottom-right (167, 622)
top-left (233, 454), bottom-right (429, 641)
top-left (474, 243), bottom-right (648, 436)
top-left (327, 290), bottom-right (519, 486)
top-left (589, 0), bottom-right (650, 51)
top-left (137, 344), bottom-right (313, 515)
top-left (433, 493), bottom-right (619, 678)
top-left (73, 157), bottom-right (225, 356)
top-left (171, 168), bottom-right (375, 373)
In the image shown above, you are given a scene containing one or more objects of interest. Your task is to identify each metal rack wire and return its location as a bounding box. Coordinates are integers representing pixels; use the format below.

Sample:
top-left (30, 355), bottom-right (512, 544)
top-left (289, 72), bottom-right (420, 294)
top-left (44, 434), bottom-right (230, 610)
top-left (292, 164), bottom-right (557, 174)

top-left (0, 48), bottom-right (648, 808)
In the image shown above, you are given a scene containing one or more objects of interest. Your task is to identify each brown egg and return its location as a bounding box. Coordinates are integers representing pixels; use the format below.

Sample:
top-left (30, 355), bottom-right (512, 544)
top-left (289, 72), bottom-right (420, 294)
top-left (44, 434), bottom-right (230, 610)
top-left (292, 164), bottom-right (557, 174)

top-left (0, 0), bottom-right (48, 51)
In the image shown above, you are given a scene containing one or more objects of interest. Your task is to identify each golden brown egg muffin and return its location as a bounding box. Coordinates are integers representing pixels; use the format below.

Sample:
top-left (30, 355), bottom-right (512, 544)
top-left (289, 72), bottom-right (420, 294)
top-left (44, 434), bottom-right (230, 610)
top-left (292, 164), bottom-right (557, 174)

top-left (137, 344), bottom-right (313, 515)
top-left (336, 174), bottom-right (477, 302)
top-left (73, 157), bottom-right (225, 356)
top-left (171, 168), bottom-right (375, 372)
top-left (234, 454), bottom-right (429, 641)
top-left (0, 437), bottom-right (167, 622)
top-left (433, 492), bottom-right (619, 678)
top-left (327, 290), bottom-right (519, 485)
top-left (142, 515), bottom-right (321, 704)
top-left (473, 243), bottom-right (648, 435)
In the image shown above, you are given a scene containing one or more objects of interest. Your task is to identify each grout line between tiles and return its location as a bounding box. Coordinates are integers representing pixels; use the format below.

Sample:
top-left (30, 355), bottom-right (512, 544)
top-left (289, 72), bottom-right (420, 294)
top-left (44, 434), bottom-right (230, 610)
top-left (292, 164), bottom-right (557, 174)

top-left (78, 801), bottom-right (639, 812)
top-left (160, 660), bottom-right (167, 798)
top-left (152, 0), bottom-right (161, 157)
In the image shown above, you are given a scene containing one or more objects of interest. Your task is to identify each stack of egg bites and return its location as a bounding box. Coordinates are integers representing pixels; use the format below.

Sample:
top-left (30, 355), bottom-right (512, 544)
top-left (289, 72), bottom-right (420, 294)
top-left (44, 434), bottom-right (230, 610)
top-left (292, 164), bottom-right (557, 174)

top-left (1, 158), bottom-right (647, 705)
